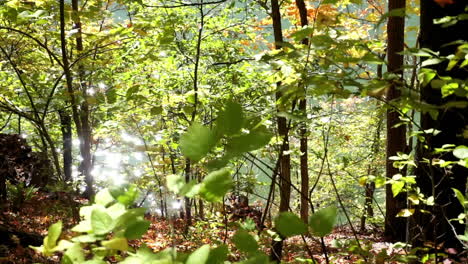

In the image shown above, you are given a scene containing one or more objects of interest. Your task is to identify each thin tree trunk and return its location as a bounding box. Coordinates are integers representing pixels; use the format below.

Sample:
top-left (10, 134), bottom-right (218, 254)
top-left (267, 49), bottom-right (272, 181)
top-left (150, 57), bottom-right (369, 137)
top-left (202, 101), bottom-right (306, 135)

top-left (198, 171), bottom-right (204, 219)
top-left (71, 0), bottom-right (94, 198)
top-left (184, 158), bottom-right (192, 232)
top-left (270, 0), bottom-right (291, 261)
top-left (295, 0), bottom-right (309, 224)
top-left (361, 108), bottom-right (383, 232)
top-left (384, 0), bottom-right (407, 242)
top-left (59, 110), bottom-right (72, 182)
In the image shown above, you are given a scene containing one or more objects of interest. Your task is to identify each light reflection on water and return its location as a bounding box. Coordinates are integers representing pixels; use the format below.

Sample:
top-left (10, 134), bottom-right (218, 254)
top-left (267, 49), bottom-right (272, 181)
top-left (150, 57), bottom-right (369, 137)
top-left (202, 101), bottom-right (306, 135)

top-left (71, 131), bottom-right (179, 213)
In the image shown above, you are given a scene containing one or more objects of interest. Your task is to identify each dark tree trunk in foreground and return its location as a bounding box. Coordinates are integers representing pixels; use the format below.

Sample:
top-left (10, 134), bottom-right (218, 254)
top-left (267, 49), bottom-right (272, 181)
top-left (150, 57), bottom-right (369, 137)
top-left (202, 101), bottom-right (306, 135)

top-left (410, 0), bottom-right (468, 254)
top-left (270, 0), bottom-right (291, 261)
top-left (384, 0), bottom-right (407, 242)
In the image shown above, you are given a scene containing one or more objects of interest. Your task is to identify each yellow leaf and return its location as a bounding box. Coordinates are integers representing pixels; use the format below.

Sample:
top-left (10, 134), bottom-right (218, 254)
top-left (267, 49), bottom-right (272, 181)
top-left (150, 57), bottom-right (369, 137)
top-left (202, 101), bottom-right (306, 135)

top-left (397, 209), bottom-right (414, 217)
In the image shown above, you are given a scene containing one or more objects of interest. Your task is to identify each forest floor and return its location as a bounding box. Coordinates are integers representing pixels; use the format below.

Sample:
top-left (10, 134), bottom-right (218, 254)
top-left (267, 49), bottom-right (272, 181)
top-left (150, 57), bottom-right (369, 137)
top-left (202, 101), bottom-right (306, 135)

top-left (0, 191), bottom-right (410, 263)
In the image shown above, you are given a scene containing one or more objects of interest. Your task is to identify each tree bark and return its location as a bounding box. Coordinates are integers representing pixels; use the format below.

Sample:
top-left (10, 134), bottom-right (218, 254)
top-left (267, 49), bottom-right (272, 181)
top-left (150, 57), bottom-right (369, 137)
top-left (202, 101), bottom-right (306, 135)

top-left (184, 158), bottom-right (192, 232)
top-left (71, 0), bottom-right (94, 198)
top-left (410, 0), bottom-right (468, 253)
top-left (295, 0), bottom-right (309, 225)
top-left (59, 110), bottom-right (72, 183)
top-left (384, 0), bottom-right (407, 242)
top-left (270, 0), bottom-right (291, 261)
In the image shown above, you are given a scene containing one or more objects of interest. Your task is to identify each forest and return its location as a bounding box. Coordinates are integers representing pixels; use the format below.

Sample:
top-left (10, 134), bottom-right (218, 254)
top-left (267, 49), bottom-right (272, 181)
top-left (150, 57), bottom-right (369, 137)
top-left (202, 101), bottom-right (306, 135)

top-left (0, 0), bottom-right (467, 263)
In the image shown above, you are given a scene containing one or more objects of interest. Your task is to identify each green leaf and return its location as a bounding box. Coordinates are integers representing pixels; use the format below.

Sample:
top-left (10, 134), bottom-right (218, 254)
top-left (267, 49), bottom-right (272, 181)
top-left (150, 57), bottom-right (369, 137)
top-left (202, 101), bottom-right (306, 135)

top-left (275, 212), bottom-right (307, 237)
top-left (207, 245), bottom-right (229, 264)
top-left (110, 184), bottom-right (140, 206)
top-left (290, 26), bottom-right (314, 42)
top-left (453, 145), bottom-right (468, 159)
top-left (216, 101), bottom-right (244, 135)
top-left (199, 168), bottom-right (233, 202)
top-left (102, 237), bottom-right (128, 251)
top-left (95, 188), bottom-right (115, 207)
top-left (45, 221), bottom-right (62, 250)
top-left (71, 219), bottom-right (92, 233)
top-left (186, 245), bottom-right (210, 264)
top-left (227, 128), bottom-right (272, 155)
top-left (150, 106), bottom-right (163, 115)
top-left (232, 229), bottom-right (258, 254)
top-left (452, 188), bottom-right (466, 206)
top-left (422, 58), bottom-right (444, 67)
top-left (179, 180), bottom-right (201, 198)
top-left (114, 208), bottom-right (147, 230)
top-left (309, 206), bottom-right (338, 237)
top-left (125, 219), bottom-right (151, 239)
top-left (180, 123), bottom-right (218, 162)
top-left (91, 209), bottom-right (113, 235)
top-left (392, 181), bottom-right (405, 197)
top-left (63, 243), bottom-right (85, 263)
top-left (419, 68), bottom-right (437, 87)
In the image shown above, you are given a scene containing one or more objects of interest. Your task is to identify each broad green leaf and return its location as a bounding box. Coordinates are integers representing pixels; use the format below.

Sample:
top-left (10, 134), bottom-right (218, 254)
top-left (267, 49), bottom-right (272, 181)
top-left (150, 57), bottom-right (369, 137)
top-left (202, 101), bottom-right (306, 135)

top-left (227, 128), bottom-right (272, 155)
top-left (422, 58), bottom-right (444, 67)
top-left (125, 219), bottom-right (151, 239)
top-left (392, 181), bottom-right (405, 197)
top-left (309, 206), bottom-right (338, 237)
top-left (452, 188), bottom-right (466, 206)
top-left (95, 188), bottom-right (115, 207)
top-left (232, 229), bottom-right (258, 254)
top-left (419, 68), bottom-right (437, 87)
top-left (54, 240), bottom-right (74, 251)
top-left (290, 26), bottom-right (314, 42)
top-left (207, 245), bottom-right (228, 264)
top-left (71, 220), bottom-right (92, 233)
top-left (102, 237), bottom-right (128, 251)
top-left (63, 243), bottom-right (85, 263)
top-left (71, 234), bottom-right (99, 243)
top-left (199, 168), bottom-right (233, 202)
top-left (45, 221), bottom-right (62, 250)
top-left (106, 203), bottom-right (127, 219)
top-left (186, 245), bottom-right (210, 264)
top-left (275, 212), bottom-right (307, 237)
top-left (114, 208), bottom-right (147, 230)
top-left (453, 146), bottom-right (468, 159)
top-left (180, 123), bottom-right (217, 162)
top-left (216, 101), bottom-right (244, 135)
top-left (91, 209), bottom-right (113, 235)
top-left (110, 184), bottom-right (140, 206)
top-left (179, 180), bottom-right (201, 198)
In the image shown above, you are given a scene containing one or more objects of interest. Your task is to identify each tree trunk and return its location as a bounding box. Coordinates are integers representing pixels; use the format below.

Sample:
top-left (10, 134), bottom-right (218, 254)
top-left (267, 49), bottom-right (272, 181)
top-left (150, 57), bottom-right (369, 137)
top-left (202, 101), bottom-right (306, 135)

top-left (361, 109), bottom-right (383, 232)
top-left (295, 0), bottom-right (310, 225)
top-left (59, 0), bottom-right (94, 197)
top-left (198, 171), bottom-right (205, 219)
top-left (71, 0), bottom-right (94, 198)
top-left (59, 110), bottom-right (72, 183)
top-left (410, 0), bottom-right (468, 253)
top-left (384, 0), bottom-right (407, 242)
top-left (184, 158), bottom-right (192, 232)
top-left (270, 0), bottom-right (291, 261)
